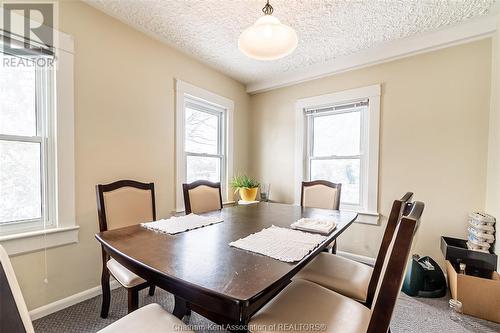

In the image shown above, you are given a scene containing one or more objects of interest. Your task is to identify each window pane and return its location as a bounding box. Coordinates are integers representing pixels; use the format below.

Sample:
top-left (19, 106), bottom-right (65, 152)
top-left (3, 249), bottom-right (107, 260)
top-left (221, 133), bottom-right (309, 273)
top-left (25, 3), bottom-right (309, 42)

top-left (313, 111), bottom-right (360, 157)
top-left (185, 107), bottom-right (219, 154)
top-left (0, 54), bottom-right (37, 136)
top-left (0, 141), bottom-right (42, 223)
top-left (310, 159), bottom-right (360, 205)
top-left (186, 155), bottom-right (221, 183)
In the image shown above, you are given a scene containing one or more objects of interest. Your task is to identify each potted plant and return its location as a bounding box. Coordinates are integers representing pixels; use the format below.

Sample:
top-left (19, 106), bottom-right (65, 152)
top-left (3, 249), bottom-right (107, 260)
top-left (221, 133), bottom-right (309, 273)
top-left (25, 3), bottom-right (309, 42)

top-left (230, 175), bottom-right (260, 202)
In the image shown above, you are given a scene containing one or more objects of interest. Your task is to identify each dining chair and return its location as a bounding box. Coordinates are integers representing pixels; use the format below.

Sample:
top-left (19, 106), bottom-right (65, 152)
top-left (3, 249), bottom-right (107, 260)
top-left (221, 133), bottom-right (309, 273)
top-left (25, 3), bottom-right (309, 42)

top-left (0, 245), bottom-right (192, 333)
top-left (96, 180), bottom-right (157, 318)
top-left (294, 192), bottom-right (413, 307)
top-left (301, 180), bottom-right (342, 253)
top-left (0, 245), bottom-right (33, 333)
top-left (182, 180), bottom-right (223, 214)
top-left (249, 200), bottom-right (425, 333)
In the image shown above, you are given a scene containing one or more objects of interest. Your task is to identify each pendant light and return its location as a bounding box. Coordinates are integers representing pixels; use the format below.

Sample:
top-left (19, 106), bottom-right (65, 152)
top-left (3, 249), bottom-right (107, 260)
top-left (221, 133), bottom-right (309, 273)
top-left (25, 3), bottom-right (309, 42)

top-left (238, 0), bottom-right (298, 61)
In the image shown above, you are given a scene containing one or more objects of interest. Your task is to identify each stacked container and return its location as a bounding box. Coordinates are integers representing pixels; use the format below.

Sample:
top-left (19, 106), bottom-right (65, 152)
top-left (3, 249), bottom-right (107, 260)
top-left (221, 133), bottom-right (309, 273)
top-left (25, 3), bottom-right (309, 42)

top-left (467, 212), bottom-right (496, 253)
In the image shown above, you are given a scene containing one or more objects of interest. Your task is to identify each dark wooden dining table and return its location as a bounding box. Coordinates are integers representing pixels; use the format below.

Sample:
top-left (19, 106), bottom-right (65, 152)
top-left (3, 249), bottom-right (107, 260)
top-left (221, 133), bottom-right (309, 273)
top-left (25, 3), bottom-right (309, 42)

top-left (95, 202), bottom-right (357, 330)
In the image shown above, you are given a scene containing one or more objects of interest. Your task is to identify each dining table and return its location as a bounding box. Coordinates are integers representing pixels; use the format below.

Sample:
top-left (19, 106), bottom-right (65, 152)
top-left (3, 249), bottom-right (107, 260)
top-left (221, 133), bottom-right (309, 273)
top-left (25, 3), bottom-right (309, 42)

top-left (95, 202), bottom-right (357, 331)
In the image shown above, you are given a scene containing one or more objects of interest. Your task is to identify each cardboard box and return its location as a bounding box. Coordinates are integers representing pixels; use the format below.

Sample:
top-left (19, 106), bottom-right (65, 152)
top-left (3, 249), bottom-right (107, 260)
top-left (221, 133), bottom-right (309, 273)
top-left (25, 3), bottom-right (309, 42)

top-left (446, 261), bottom-right (500, 323)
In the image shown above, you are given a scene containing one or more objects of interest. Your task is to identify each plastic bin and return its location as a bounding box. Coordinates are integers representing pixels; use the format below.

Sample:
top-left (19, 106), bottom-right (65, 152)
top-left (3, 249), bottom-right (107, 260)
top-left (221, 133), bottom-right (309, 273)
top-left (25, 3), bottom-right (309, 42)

top-left (440, 236), bottom-right (497, 271)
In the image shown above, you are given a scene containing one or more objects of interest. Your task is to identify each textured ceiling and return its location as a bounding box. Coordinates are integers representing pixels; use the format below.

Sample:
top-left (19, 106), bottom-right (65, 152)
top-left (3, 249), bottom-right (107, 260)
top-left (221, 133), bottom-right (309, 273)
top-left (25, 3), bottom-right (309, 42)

top-left (85, 0), bottom-right (496, 85)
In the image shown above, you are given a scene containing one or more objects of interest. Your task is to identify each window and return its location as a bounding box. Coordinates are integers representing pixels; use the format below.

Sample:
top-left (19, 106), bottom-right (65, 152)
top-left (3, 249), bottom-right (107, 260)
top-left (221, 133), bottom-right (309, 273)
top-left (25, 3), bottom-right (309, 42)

top-left (0, 51), bottom-right (55, 234)
top-left (0, 18), bottom-right (77, 255)
top-left (306, 102), bottom-right (366, 206)
top-left (295, 85), bottom-right (380, 224)
top-left (185, 98), bottom-right (225, 184)
top-left (175, 80), bottom-right (234, 212)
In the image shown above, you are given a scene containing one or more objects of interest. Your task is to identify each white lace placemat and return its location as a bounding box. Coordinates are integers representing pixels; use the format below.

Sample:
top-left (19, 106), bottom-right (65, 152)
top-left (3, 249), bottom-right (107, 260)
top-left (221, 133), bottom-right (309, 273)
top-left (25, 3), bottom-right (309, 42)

top-left (141, 214), bottom-right (223, 235)
top-left (229, 226), bottom-right (327, 262)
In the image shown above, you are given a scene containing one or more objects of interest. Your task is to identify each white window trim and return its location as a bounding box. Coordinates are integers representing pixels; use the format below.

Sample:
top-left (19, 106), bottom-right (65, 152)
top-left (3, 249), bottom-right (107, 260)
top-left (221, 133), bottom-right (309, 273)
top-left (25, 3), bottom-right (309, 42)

top-left (295, 84), bottom-right (381, 224)
top-left (184, 97), bottom-right (226, 193)
top-left (0, 18), bottom-right (78, 255)
top-left (175, 79), bottom-right (234, 212)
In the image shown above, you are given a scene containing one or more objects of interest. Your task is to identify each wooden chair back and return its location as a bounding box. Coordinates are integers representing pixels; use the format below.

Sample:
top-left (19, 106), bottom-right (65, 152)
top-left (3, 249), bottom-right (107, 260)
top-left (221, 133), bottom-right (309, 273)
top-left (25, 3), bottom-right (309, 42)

top-left (367, 201), bottom-right (424, 333)
top-left (0, 245), bottom-right (34, 333)
top-left (96, 180), bottom-right (156, 232)
top-left (365, 192), bottom-right (413, 307)
top-left (300, 180), bottom-right (342, 210)
top-left (183, 180), bottom-right (223, 215)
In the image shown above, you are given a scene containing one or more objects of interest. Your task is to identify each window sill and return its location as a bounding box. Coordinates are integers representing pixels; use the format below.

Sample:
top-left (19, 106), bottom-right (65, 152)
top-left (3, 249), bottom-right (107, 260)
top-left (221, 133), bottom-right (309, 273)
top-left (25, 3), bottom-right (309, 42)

top-left (353, 211), bottom-right (380, 225)
top-left (340, 205), bottom-right (380, 225)
top-left (0, 226), bottom-right (79, 256)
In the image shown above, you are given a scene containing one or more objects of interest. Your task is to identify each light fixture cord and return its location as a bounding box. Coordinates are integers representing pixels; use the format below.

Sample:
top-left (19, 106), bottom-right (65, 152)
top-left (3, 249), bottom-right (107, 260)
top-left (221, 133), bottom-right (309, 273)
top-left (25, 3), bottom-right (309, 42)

top-left (262, 0), bottom-right (274, 15)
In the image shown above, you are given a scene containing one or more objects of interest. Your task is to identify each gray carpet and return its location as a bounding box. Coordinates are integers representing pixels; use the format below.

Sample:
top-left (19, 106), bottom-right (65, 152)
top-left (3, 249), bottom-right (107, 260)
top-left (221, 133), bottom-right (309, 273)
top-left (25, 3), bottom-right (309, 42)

top-left (33, 288), bottom-right (500, 333)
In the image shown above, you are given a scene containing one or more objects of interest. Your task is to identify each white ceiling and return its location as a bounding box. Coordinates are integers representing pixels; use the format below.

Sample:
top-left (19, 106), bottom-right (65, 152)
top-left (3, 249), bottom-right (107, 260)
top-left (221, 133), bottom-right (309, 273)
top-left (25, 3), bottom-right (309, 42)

top-left (86, 0), bottom-right (496, 87)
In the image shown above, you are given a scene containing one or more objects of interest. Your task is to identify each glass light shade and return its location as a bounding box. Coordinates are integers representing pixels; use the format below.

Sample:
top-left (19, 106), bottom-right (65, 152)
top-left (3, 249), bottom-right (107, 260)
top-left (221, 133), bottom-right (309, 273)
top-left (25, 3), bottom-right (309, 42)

top-left (238, 15), bottom-right (298, 61)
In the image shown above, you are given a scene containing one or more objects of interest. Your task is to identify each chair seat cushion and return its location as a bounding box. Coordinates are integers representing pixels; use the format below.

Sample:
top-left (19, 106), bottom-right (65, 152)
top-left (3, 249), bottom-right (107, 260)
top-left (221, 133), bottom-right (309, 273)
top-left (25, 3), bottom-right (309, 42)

top-left (249, 279), bottom-right (370, 333)
top-left (293, 253), bottom-right (372, 302)
top-left (107, 259), bottom-right (145, 288)
top-left (98, 303), bottom-right (193, 332)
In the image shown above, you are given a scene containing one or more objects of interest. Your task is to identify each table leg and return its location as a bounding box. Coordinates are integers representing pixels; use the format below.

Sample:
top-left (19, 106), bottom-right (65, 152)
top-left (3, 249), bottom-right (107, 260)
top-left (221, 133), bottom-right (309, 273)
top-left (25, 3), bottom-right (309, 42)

top-left (173, 295), bottom-right (191, 319)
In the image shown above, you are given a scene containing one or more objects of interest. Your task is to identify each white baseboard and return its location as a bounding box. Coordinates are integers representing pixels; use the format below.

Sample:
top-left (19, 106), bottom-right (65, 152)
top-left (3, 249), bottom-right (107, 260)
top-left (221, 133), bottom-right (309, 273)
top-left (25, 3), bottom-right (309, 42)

top-left (337, 250), bottom-right (376, 266)
top-left (29, 280), bottom-right (121, 321)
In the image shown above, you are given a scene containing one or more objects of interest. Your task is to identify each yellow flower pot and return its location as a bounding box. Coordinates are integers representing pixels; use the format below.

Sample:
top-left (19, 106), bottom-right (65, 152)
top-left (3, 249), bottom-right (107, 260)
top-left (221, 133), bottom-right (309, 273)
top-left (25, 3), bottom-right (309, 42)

top-left (239, 187), bottom-right (258, 202)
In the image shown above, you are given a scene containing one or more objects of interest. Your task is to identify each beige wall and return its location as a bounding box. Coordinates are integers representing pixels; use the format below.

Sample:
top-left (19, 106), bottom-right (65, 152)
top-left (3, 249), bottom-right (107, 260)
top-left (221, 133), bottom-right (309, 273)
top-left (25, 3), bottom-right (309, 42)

top-left (10, 1), bottom-right (250, 310)
top-left (8, 0), bottom-right (497, 311)
top-left (486, 16), bottom-right (500, 268)
top-left (250, 40), bottom-right (492, 265)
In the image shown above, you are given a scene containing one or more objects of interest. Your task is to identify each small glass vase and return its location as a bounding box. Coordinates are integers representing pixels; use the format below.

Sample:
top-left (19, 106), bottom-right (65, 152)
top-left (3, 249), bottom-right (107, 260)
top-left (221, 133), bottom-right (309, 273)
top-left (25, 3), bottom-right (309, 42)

top-left (260, 183), bottom-right (270, 202)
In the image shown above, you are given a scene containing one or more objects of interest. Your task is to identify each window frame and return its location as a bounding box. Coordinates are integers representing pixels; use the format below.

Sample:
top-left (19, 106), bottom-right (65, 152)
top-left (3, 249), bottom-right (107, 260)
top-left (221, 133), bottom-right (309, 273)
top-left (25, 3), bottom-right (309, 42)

top-left (175, 80), bottom-right (234, 212)
top-left (184, 96), bottom-right (226, 188)
top-left (306, 103), bottom-right (366, 208)
top-left (0, 60), bottom-right (56, 233)
top-left (295, 84), bottom-right (381, 224)
top-left (0, 14), bottom-right (78, 255)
